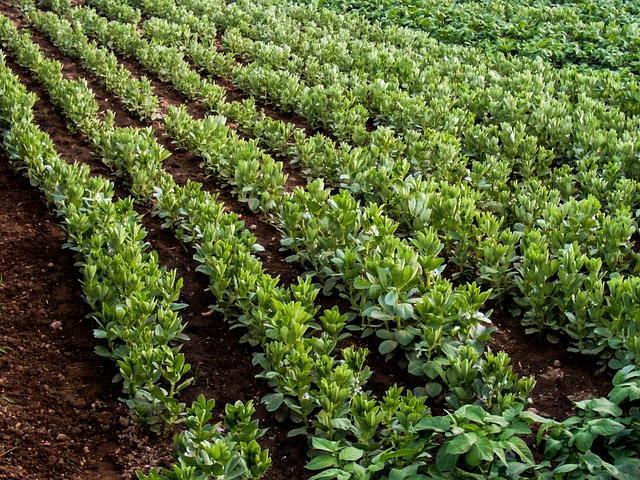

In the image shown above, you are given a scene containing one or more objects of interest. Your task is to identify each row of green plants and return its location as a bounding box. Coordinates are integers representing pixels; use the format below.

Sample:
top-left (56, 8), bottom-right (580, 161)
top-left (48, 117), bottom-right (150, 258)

top-left (82, 0), bottom-right (640, 206)
top-left (297, 0), bottom-right (640, 74)
top-left (1, 12), bottom-right (457, 479)
top-left (20, 0), bottom-right (539, 425)
top-left (1, 36), bottom-right (635, 475)
top-left (97, 0), bottom-right (640, 169)
top-left (75, 0), bottom-right (640, 372)
top-left (15, 6), bottom-right (632, 436)
top-left (22, 5), bottom-right (160, 122)
top-left (58, 0), bottom-right (640, 476)
top-left (85, 0), bottom-right (640, 232)
top-left (194, 0), bottom-right (640, 113)
top-left (0, 45), bottom-right (269, 479)
top-left (11, 0), bottom-right (640, 474)
top-left (6, 2), bottom-right (640, 477)
top-left (0, 14), bottom-right (516, 479)
top-left (46, 0), bottom-right (542, 403)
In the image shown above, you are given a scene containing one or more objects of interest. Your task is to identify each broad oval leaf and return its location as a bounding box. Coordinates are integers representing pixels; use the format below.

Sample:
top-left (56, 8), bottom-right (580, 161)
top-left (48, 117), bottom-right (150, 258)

top-left (395, 329), bottom-right (414, 346)
top-left (588, 418), bottom-right (625, 437)
top-left (306, 454), bottom-right (336, 470)
top-left (339, 446), bottom-right (364, 462)
top-left (379, 339), bottom-right (398, 355)
top-left (446, 432), bottom-right (478, 455)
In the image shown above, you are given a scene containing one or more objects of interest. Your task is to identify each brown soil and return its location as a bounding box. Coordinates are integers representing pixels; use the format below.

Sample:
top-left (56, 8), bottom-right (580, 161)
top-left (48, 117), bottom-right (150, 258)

top-left (0, 2), bottom-right (614, 479)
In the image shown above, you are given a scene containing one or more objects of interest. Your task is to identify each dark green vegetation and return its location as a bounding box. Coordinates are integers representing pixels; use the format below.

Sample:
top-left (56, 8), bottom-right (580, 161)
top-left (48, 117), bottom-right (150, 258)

top-left (1, 0), bottom-right (639, 478)
top-left (302, 0), bottom-right (640, 74)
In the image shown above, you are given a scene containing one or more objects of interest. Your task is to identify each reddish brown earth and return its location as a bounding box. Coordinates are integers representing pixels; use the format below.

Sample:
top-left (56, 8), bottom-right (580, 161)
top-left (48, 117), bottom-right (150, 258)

top-left (0, 2), bottom-right (614, 479)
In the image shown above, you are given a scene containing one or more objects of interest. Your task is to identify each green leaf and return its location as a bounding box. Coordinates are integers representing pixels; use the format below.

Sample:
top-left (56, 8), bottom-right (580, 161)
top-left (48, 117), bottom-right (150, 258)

top-left (613, 457), bottom-right (640, 480)
top-left (379, 339), bottom-right (398, 355)
top-left (446, 432), bottom-right (478, 455)
top-left (312, 437), bottom-right (340, 453)
top-left (323, 276), bottom-right (339, 295)
top-left (94, 345), bottom-right (112, 358)
top-left (339, 446), bottom-right (364, 462)
top-left (435, 447), bottom-right (458, 472)
top-left (93, 329), bottom-right (107, 339)
top-left (383, 291), bottom-right (397, 306)
top-left (376, 329), bottom-right (395, 340)
top-left (474, 437), bottom-right (495, 462)
top-left (424, 381), bottom-right (442, 397)
top-left (306, 454), bottom-right (336, 470)
top-left (506, 461), bottom-right (536, 477)
top-left (415, 415), bottom-right (450, 432)
top-left (370, 309), bottom-right (393, 321)
top-left (330, 417), bottom-right (352, 430)
top-left (505, 437), bottom-right (534, 464)
top-left (588, 418), bottom-right (624, 437)
top-left (247, 197), bottom-right (259, 211)
top-left (288, 426), bottom-right (308, 437)
top-left (457, 405), bottom-right (486, 424)
top-left (546, 333), bottom-right (560, 344)
top-left (396, 303), bottom-right (414, 320)
top-left (308, 468), bottom-right (350, 480)
top-left (585, 398), bottom-right (622, 417)
top-left (395, 329), bottom-right (414, 346)
top-left (262, 392), bottom-right (284, 411)
top-left (553, 463), bottom-right (579, 474)
top-left (543, 438), bottom-right (563, 458)
top-left (352, 278), bottom-right (372, 289)
top-left (574, 430), bottom-right (594, 452)
top-left (170, 302), bottom-right (189, 311)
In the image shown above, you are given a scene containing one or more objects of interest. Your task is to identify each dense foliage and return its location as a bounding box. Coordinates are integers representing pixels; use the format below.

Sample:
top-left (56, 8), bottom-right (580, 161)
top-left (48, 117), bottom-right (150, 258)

top-left (1, 0), bottom-right (639, 477)
top-left (298, 0), bottom-right (640, 74)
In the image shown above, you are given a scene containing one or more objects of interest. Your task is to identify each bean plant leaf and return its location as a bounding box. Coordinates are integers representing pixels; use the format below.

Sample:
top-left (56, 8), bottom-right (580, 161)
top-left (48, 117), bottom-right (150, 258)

top-left (415, 415), bottom-right (450, 432)
top-left (505, 437), bottom-right (534, 464)
top-left (553, 463), bottom-right (579, 474)
top-left (585, 398), bottom-right (622, 417)
top-left (588, 418), bottom-right (625, 436)
top-left (308, 468), bottom-right (350, 480)
top-left (379, 339), bottom-right (398, 355)
top-left (384, 291), bottom-right (397, 306)
top-left (339, 446), bottom-right (364, 462)
top-left (330, 417), bottom-right (352, 430)
top-left (306, 454), bottom-right (336, 470)
top-left (396, 303), bottom-right (414, 320)
top-left (312, 437), bottom-right (340, 452)
top-left (435, 448), bottom-right (458, 472)
top-left (446, 432), bottom-right (478, 455)
top-left (262, 392), bottom-right (284, 411)
top-left (395, 329), bottom-right (414, 346)
top-left (93, 329), bottom-right (107, 338)
top-left (425, 381), bottom-right (443, 398)
top-left (574, 430), bottom-right (595, 452)
top-left (94, 345), bottom-right (112, 357)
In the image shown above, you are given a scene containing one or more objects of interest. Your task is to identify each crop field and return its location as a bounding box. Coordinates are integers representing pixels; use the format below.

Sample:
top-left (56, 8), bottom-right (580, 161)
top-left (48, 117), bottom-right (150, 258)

top-left (0, 0), bottom-right (639, 478)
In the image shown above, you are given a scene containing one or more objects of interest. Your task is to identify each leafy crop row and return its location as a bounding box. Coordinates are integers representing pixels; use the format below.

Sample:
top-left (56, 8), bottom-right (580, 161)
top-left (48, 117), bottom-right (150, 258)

top-left (6, 0), bottom-right (640, 478)
top-left (23, 0), bottom-right (530, 420)
top-left (77, 0), bottom-right (640, 374)
top-left (42, 0), bottom-right (635, 424)
top-left (0, 19), bottom-right (270, 479)
top-left (56, 0), bottom-right (537, 411)
top-left (295, 0), bottom-right (640, 74)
